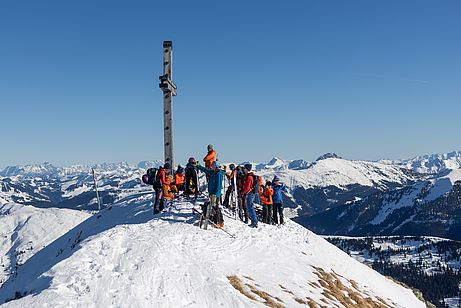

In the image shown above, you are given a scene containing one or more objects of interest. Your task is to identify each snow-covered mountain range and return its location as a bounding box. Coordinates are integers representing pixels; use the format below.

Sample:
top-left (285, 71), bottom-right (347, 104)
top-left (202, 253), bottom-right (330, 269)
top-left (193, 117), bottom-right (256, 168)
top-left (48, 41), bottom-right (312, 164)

top-left (379, 151), bottom-right (461, 174)
top-left (296, 169), bottom-right (461, 240)
top-left (0, 154), bottom-right (421, 216)
top-left (2, 151), bottom-right (461, 237)
top-left (2, 151), bottom-right (460, 306)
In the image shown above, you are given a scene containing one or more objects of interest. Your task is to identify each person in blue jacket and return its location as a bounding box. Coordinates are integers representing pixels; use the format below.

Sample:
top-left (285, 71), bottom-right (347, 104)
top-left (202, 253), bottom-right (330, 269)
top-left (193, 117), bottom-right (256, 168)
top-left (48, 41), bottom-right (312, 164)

top-left (272, 175), bottom-right (288, 225)
top-left (197, 161), bottom-right (225, 227)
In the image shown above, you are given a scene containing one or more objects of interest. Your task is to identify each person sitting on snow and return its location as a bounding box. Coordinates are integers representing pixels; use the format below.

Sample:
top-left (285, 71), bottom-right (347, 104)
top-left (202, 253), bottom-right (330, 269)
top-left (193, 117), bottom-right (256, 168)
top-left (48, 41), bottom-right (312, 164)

top-left (163, 174), bottom-right (175, 200)
top-left (171, 165), bottom-right (185, 194)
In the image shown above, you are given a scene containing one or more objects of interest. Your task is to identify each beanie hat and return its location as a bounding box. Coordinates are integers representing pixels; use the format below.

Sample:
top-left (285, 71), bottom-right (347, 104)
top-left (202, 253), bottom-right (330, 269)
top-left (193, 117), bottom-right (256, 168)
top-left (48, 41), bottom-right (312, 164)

top-left (266, 181), bottom-right (272, 186)
top-left (164, 163), bottom-right (171, 170)
top-left (244, 163), bottom-right (252, 172)
top-left (207, 144), bottom-right (214, 151)
top-left (273, 175), bottom-right (280, 182)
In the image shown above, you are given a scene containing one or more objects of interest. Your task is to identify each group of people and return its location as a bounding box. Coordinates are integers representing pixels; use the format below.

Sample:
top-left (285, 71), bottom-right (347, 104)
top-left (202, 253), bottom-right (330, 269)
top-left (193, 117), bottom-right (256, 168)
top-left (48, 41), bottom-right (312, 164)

top-left (149, 144), bottom-right (288, 229)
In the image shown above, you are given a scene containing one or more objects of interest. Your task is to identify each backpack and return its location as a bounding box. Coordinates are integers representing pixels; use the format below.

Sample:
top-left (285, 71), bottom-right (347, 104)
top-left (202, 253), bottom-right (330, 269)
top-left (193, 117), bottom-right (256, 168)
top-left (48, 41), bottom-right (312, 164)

top-left (252, 174), bottom-right (261, 195)
top-left (142, 167), bottom-right (159, 186)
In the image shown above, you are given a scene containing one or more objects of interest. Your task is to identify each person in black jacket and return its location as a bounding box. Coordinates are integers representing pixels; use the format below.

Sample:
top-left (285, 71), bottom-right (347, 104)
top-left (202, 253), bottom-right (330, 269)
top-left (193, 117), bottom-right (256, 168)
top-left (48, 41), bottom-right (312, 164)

top-left (185, 157), bottom-right (199, 199)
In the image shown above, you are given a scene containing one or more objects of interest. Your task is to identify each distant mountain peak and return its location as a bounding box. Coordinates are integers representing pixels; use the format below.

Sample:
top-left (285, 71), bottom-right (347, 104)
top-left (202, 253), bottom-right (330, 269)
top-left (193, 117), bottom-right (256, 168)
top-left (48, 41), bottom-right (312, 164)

top-left (267, 157), bottom-right (286, 166)
top-left (316, 153), bottom-right (342, 161)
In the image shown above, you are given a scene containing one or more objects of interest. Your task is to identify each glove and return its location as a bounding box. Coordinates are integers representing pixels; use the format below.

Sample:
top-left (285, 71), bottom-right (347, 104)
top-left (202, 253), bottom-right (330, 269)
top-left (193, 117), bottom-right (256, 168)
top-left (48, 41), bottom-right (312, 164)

top-left (196, 161), bottom-right (201, 167)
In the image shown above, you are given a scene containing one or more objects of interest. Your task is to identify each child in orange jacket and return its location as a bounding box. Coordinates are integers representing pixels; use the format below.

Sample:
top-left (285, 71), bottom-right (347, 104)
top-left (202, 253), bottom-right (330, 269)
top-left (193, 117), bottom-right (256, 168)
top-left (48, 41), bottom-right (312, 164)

top-left (163, 175), bottom-right (175, 200)
top-left (261, 181), bottom-right (274, 224)
top-left (171, 166), bottom-right (186, 194)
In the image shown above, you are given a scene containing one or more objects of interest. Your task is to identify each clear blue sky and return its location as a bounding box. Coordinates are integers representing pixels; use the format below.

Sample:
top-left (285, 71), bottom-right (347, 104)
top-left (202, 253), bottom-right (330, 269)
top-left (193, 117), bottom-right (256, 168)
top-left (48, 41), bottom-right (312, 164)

top-left (1, 0), bottom-right (461, 168)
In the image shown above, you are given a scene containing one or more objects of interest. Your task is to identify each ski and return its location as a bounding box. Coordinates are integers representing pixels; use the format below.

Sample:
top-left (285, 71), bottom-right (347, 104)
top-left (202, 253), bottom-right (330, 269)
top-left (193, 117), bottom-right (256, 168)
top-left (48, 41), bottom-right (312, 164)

top-left (203, 200), bottom-right (211, 230)
top-left (232, 172), bottom-right (238, 220)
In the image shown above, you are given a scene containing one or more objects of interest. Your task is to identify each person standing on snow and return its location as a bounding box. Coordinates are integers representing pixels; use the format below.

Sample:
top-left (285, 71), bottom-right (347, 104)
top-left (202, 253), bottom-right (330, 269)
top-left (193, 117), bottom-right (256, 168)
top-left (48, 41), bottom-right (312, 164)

top-left (236, 166), bottom-right (248, 223)
top-left (203, 145), bottom-right (217, 182)
top-left (242, 163), bottom-right (258, 228)
top-left (197, 161), bottom-right (225, 227)
top-left (223, 163), bottom-right (237, 209)
top-left (261, 181), bottom-right (274, 224)
top-left (185, 157), bottom-right (199, 199)
top-left (272, 175), bottom-right (288, 225)
top-left (154, 163), bottom-right (171, 215)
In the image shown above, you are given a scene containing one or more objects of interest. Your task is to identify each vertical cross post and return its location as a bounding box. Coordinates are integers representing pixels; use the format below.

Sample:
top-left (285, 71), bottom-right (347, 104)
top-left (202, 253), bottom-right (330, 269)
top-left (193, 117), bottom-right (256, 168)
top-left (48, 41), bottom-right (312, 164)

top-left (159, 41), bottom-right (177, 174)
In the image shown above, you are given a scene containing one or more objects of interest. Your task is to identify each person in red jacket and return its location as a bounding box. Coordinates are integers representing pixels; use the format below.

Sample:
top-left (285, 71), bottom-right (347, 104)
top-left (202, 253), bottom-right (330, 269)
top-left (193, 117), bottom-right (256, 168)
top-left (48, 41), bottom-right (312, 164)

top-left (242, 163), bottom-right (258, 228)
top-left (154, 163), bottom-right (171, 214)
top-left (261, 181), bottom-right (274, 224)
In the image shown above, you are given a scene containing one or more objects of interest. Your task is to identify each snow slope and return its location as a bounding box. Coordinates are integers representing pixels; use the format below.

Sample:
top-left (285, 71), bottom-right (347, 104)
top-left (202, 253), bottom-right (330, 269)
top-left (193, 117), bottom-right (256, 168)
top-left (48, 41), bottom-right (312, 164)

top-left (0, 203), bottom-right (91, 286)
top-left (0, 196), bottom-right (424, 307)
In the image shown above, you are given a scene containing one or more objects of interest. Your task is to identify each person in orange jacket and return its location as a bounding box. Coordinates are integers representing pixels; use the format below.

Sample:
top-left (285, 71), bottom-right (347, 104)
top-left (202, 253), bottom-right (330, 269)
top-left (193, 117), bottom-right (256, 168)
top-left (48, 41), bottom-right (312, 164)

top-left (261, 181), bottom-right (274, 224)
top-left (163, 174), bottom-right (175, 200)
top-left (171, 165), bottom-right (186, 194)
top-left (203, 144), bottom-right (217, 169)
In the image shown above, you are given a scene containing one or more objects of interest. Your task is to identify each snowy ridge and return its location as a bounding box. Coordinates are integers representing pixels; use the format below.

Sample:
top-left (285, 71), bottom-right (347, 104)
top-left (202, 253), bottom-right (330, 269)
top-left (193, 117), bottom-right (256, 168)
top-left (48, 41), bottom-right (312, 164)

top-left (257, 157), bottom-right (416, 190)
top-left (0, 197), bottom-right (424, 307)
top-left (380, 151), bottom-right (461, 174)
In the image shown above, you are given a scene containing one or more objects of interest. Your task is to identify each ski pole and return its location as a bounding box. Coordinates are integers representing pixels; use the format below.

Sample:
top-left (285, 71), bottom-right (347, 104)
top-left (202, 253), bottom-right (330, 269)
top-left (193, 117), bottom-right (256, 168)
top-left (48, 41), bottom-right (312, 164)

top-left (92, 168), bottom-right (102, 211)
top-left (192, 208), bottom-right (235, 238)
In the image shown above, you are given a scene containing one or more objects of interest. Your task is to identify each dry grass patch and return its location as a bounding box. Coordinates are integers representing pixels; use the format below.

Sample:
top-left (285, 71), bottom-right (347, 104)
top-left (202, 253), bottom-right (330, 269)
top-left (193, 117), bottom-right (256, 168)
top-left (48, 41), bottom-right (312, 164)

top-left (246, 283), bottom-right (285, 308)
top-left (294, 297), bottom-right (308, 304)
top-left (279, 284), bottom-right (295, 295)
top-left (227, 275), bottom-right (285, 308)
top-left (312, 267), bottom-right (392, 308)
top-left (306, 298), bottom-right (318, 308)
top-left (349, 279), bottom-right (360, 291)
top-left (227, 275), bottom-right (257, 301)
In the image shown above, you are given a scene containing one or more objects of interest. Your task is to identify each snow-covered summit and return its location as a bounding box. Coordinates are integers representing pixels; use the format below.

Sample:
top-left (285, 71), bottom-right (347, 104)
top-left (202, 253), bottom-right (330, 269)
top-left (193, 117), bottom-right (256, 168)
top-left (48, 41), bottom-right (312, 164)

top-left (259, 157), bottom-right (416, 190)
top-left (316, 153), bottom-right (342, 161)
top-left (0, 162), bottom-right (59, 178)
top-left (0, 197), bottom-right (425, 307)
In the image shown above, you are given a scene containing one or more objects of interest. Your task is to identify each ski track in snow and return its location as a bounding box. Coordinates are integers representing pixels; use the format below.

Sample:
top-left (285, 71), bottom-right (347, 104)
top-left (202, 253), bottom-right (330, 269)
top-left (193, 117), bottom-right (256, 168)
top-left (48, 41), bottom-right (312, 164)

top-left (0, 195), bottom-right (425, 308)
